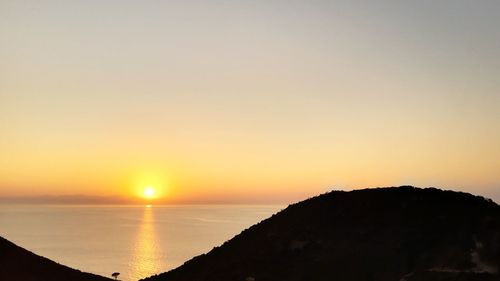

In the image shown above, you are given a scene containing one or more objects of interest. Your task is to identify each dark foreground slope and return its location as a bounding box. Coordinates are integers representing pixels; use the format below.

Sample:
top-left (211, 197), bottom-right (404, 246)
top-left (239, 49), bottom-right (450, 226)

top-left (143, 186), bottom-right (500, 281)
top-left (0, 236), bottom-right (111, 281)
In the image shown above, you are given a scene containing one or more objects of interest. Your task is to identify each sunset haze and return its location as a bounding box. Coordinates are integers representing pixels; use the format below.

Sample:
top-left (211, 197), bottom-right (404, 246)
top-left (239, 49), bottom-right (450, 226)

top-left (1, 0), bottom-right (500, 203)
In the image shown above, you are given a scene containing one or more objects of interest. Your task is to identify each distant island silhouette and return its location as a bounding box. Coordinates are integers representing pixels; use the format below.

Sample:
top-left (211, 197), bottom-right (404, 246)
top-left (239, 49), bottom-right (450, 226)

top-left (1, 186), bottom-right (499, 281)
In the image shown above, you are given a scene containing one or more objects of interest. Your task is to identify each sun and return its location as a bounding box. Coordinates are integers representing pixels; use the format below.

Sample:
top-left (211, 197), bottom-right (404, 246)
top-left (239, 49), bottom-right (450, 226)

top-left (143, 186), bottom-right (156, 199)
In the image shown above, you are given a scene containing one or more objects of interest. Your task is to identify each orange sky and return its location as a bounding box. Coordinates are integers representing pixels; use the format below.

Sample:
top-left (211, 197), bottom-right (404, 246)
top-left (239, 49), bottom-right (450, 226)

top-left (1, 1), bottom-right (499, 203)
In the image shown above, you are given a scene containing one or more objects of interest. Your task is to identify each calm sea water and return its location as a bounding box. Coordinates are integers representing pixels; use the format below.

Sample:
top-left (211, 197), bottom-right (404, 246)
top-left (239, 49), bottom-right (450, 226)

top-left (0, 204), bottom-right (283, 281)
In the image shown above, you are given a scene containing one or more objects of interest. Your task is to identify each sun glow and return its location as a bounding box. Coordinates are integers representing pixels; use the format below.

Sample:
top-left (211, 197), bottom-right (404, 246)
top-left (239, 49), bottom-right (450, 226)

top-left (131, 171), bottom-right (171, 202)
top-left (143, 186), bottom-right (156, 199)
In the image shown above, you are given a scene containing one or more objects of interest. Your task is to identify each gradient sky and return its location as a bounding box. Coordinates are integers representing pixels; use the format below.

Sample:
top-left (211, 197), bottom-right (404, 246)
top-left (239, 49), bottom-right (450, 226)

top-left (1, 0), bottom-right (500, 203)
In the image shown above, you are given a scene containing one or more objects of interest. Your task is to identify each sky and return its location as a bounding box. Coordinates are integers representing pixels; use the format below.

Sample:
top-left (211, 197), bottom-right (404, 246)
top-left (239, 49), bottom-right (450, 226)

top-left (1, 0), bottom-right (500, 204)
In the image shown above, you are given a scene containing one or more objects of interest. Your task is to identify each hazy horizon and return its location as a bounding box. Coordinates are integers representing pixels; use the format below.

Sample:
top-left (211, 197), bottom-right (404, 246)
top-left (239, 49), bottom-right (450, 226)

top-left (0, 193), bottom-right (290, 205)
top-left (1, 185), bottom-right (500, 205)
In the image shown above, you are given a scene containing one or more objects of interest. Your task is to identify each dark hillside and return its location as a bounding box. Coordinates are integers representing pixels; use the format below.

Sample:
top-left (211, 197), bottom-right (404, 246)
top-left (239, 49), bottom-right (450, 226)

top-left (142, 186), bottom-right (500, 281)
top-left (0, 236), bottom-right (111, 281)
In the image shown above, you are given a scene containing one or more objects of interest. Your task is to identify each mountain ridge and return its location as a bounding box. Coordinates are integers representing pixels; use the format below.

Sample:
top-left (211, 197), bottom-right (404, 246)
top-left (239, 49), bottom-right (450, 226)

top-left (141, 186), bottom-right (500, 281)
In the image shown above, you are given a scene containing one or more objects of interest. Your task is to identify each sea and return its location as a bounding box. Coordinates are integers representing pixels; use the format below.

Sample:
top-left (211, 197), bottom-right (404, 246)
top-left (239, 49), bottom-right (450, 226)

top-left (0, 204), bottom-right (283, 281)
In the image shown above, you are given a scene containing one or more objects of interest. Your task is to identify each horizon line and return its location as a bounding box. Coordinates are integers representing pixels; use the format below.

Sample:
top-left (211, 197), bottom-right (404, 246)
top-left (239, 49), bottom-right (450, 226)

top-left (0, 194), bottom-right (292, 205)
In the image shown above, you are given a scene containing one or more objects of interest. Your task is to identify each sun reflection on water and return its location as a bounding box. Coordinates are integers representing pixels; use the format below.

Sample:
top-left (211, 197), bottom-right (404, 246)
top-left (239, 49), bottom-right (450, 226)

top-left (130, 206), bottom-right (162, 280)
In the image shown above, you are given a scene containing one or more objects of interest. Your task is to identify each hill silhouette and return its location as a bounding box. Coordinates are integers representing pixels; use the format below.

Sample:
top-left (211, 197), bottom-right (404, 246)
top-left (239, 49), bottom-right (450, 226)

top-left (0, 236), bottom-right (111, 281)
top-left (141, 186), bottom-right (500, 281)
